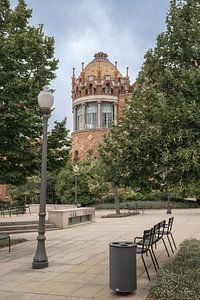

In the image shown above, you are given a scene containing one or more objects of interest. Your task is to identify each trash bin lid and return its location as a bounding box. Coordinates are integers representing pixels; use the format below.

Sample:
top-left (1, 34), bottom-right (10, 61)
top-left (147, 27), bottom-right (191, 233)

top-left (109, 241), bottom-right (136, 248)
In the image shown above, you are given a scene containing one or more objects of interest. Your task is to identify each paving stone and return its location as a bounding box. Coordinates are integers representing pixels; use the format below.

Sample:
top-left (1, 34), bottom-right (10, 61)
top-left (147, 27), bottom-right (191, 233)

top-left (0, 209), bottom-right (200, 299)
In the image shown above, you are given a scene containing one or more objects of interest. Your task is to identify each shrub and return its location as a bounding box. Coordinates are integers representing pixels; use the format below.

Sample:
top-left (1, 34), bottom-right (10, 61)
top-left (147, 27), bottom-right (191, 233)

top-left (94, 200), bottom-right (199, 210)
top-left (151, 239), bottom-right (200, 300)
top-left (0, 238), bottom-right (27, 248)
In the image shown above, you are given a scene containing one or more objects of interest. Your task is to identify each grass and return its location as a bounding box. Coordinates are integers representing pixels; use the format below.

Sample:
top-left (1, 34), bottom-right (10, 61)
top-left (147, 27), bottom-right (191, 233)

top-left (150, 239), bottom-right (200, 300)
top-left (0, 238), bottom-right (27, 248)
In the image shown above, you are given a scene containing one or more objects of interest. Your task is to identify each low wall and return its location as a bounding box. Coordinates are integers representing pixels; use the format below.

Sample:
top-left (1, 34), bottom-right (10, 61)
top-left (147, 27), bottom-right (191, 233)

top-left (28, 204), bottom-right (76, 214)
top-left (48, 207), bottom-right (95, 229)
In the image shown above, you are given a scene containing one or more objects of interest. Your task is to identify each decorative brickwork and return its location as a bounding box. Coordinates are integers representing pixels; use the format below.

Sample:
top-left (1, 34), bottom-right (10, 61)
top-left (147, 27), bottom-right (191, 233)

top-left (71, 52), bottom-right (134, 160)
top-left (0, 184), bottom-right (11, 201)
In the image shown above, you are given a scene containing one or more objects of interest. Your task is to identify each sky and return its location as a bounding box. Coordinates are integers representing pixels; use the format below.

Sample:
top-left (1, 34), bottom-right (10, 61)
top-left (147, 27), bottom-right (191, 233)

top-left (11, 0), bottom-right (171, 131)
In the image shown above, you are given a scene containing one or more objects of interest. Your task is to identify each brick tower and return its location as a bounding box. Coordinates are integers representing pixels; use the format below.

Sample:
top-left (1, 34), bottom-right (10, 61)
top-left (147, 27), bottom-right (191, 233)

top-left (71, 52), bottom-right (132, 160)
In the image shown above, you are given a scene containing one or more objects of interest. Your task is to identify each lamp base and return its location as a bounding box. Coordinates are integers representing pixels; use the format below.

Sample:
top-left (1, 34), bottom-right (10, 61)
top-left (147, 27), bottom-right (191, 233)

top-left (32, 259), bottom-right (48, 269)
top-left (167, 208), bottom-right (172, 214)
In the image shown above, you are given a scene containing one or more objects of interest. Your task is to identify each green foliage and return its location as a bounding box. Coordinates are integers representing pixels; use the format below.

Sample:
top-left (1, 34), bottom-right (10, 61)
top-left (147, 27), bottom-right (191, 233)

top-left (0, 238), bottom-right (27, 248)
top-left (9, 175), bottom-right (40, 204)
top-left (101, 212), bottom-right (139, 218)
top-left (100, 0), bottom-right (200, 195)
top-left (95, 200), bottom-right (199, 210)
top-left (151, 239), bottom-right (200, 300)
top-left (8, 118), bottom-right (71, 204)
top-left (55, 158), bottom-right (108, 206)
top-left (47, 118), bottom-right (71, 173)
top-left (0, 0), bottom-right (58, 185)
top-left (55, 162), bottom-right (74, 204)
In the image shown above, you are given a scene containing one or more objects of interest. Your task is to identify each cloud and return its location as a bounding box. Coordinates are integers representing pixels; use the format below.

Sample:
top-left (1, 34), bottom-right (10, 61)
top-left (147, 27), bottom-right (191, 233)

top-left (10, 0), bottom-right (170, 131)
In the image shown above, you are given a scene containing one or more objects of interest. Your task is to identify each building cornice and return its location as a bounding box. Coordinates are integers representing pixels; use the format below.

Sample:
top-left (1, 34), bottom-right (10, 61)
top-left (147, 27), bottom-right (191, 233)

top-left (72, 95), bottom-right (118, 108)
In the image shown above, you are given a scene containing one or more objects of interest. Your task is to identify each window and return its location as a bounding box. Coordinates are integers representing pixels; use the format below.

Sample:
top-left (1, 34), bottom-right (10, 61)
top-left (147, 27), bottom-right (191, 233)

top-left (86, 103), bottom-right (97, 128)
top-left (121, 86), bottom-right (125, 94)
top-left (105, 75), bottom-right (111, 81)
top-left (88, 75), bottom-right (94, 81)
top-left (89, 83), bottom-right (93, 95)
top-left (89, 84), bottom-right (96, 95)
top-left (74, 151), bottom-right (79, 161)
top-left (105, 83), bottom-right (111, 94)
top-left (76, 105), bottom-right (82, 130)
top-left (101, 103), bottom-right (114, 128)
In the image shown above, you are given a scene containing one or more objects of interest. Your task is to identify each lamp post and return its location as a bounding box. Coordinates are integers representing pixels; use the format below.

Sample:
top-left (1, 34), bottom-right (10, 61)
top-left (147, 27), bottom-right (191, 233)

top-left (73, 165), bottom-right (79, 207)
top-left (161, 172), bottom-right (172, 215)
top-left (32, 86), bottom-right (54, 269)
top-left (166, 189), bottom-right (172, 214)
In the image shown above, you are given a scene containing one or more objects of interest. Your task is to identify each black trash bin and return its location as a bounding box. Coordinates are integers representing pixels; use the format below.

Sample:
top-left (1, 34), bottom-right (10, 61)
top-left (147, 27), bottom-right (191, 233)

top-left (109, 241), bottom-right (137, 294)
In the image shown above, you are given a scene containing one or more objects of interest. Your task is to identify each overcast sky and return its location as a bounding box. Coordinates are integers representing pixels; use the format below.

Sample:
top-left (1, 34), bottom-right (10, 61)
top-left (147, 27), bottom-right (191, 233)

top-left (11, 0), bottom-right (170, 131)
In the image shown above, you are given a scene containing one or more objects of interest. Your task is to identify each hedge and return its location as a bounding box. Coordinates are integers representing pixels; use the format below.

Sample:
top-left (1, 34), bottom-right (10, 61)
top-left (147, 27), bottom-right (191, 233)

top-left (151, 239), bottom-right (200, 300)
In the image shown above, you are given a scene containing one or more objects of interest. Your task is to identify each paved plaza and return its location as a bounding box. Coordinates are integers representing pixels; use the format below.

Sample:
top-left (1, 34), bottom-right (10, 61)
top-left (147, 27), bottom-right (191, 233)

top-left (0, 208), bottom-right (200, 300)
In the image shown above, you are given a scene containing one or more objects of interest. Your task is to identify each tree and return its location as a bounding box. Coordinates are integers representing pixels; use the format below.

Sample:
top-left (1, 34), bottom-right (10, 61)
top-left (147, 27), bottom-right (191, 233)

top-left (8, 118), bottom-right (71, 204)
top-left (0, 0), bottom-right (58, 185)
top-left (9, 175), bottom-right (40, 204)
top-left (99, 126), bottom-right (134, 214)
top-left (46, 118), bottom-right (71, 203)
top-left (47, 118), bottom-right (71, 173)
top-left (101, 0), bottom-right (200, 196)
top-left (55, 158), bottom-right (108, 206)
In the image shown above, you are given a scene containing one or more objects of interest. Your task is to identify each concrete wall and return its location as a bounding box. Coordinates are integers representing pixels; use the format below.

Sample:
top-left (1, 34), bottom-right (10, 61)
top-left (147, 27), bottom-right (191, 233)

top-left (28, 204), bottom-right (76, 214)
top-left (48, 207), bottom-right (95, 229)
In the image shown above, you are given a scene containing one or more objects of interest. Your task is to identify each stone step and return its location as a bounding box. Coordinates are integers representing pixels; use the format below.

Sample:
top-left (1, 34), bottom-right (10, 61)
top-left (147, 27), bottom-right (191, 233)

top-left (0, 221), bottom-right (59, 234)
top-left (0, 227), bottom-right (59, 235)
top-left (0, 221), bottom-right (51, 226)
top-left (0, 224), bottom-right (56, 231)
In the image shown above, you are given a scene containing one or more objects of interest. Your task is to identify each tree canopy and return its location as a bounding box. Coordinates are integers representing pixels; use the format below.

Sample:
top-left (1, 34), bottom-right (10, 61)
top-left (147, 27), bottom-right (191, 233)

top-left (100, 0), bottom-right (200, 196)
top-left (0, 0), bottom-right (58, 185)
top-left (47, 118), bottom-right (71, 173)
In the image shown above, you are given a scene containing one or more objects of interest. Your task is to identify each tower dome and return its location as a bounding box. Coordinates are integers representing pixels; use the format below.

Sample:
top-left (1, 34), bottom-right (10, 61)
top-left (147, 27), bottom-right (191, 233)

top-left (81, 52), bottom-right (123, 80)
top-left (71, 52), bottom-right (131, 160)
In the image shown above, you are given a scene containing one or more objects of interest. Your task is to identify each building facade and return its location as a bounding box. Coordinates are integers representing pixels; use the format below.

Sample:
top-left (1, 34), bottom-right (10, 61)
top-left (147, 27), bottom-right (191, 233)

top-left (71, 52), bottom-right (133, 160)
top-left (0, 184), bottom-right (11, 201)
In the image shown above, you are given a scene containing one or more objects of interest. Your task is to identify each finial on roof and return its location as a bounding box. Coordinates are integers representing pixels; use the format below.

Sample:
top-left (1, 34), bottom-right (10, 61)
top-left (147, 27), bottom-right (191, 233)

top-left (72, 67), bottom-right (75, 77)
top-left (115, 61), bottom-right (118, 68)
top-left (126, 67), bottom-right (129, 77)
top-left (81, 62), bottom-right (84, 71)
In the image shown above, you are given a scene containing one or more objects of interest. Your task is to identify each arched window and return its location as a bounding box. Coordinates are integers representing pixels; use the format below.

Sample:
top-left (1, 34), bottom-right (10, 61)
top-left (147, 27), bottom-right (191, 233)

top-left (121, 86), bottom-right (125, 94)
top-left (89, 83), bottom-right (93, 95)
top-left (86, 103), bottom-right (97, 128)
top-left (76, 105), bottom-right (82, 130)
top-left (101, 103), bottom-right (114, 128)
top-left (105, 83), bottom-right (111, 94)
top-left (74, 151), bottom-right (79, 161)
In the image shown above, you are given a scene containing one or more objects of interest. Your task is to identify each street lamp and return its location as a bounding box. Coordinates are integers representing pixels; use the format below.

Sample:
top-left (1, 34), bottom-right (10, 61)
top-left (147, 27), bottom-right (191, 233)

top-left (73, 165), bottom-right (79, 207)
top-left (166, 189), bottom-right (172, 214)
top-left (32, 86), bottom-right (54, 269)
top-left (161, 172), bottom-right (172, 215)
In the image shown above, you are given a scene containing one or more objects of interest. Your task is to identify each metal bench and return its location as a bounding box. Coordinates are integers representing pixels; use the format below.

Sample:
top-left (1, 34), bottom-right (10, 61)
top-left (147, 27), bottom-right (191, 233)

top-left (134, 218), bottom-right (177, 280)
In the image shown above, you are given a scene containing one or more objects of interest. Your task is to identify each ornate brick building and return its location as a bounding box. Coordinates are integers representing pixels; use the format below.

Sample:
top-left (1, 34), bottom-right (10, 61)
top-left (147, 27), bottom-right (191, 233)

top-left (71, 52), bottom-right (133, 160)
top-left (0, 184), bottom-right (11, 201)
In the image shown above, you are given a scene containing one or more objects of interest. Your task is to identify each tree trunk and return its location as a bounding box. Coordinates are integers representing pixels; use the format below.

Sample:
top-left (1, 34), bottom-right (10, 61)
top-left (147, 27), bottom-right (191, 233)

top-left (112, 182), bottom-right (120, 215)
